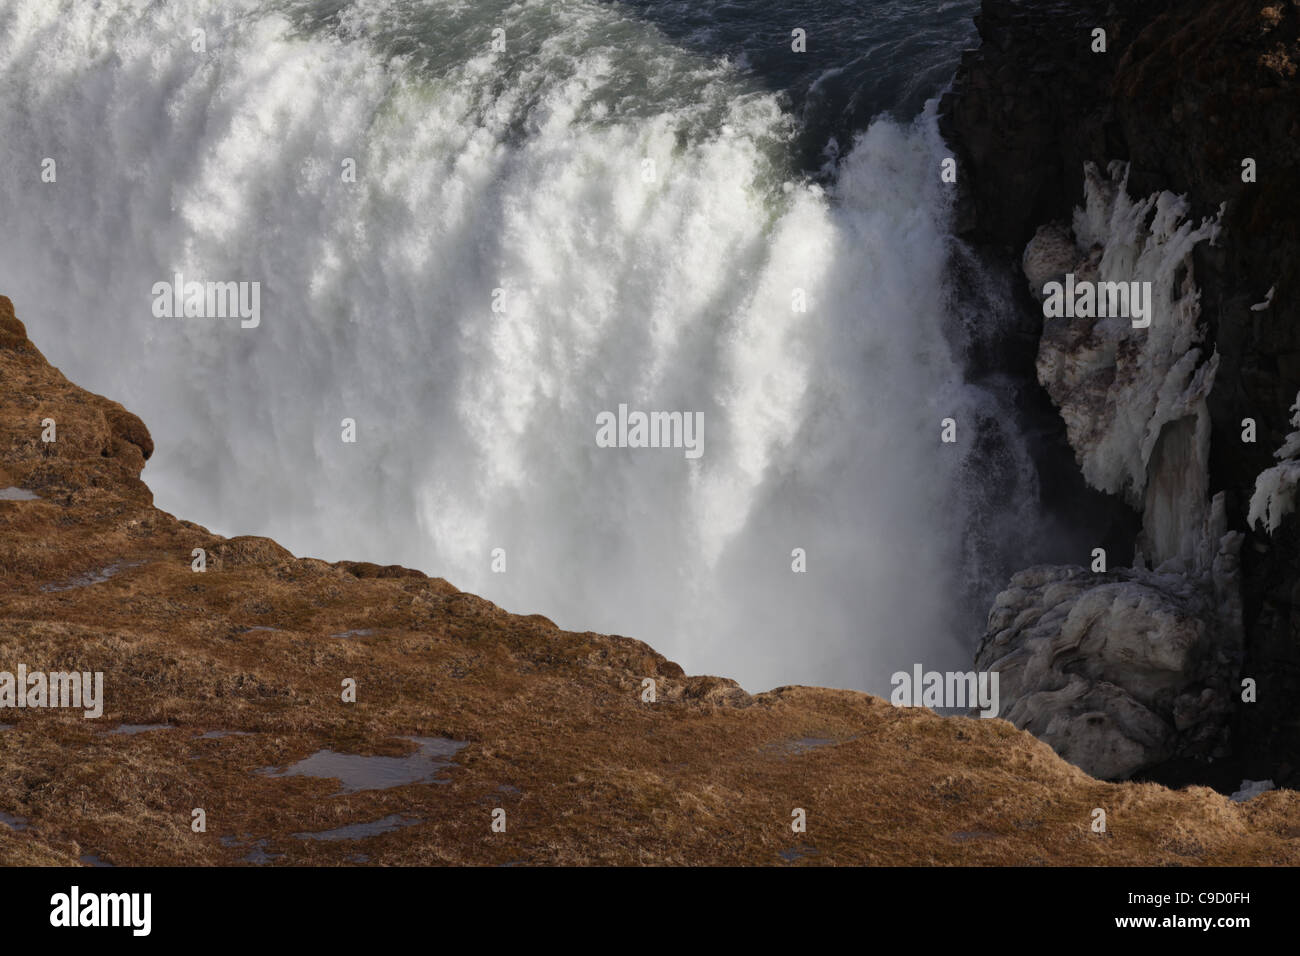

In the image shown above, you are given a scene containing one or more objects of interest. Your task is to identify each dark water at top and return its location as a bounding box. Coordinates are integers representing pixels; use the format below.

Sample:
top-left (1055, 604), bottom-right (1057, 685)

top-left (611, 0), bottom-right (978, 165)
top-left (283, 0), bottom-right (978, 172)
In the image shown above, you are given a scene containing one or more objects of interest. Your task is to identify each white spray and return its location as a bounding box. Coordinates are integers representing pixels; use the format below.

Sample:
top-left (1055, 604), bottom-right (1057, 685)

top-left (0, 0), bottom-right (1035, 693)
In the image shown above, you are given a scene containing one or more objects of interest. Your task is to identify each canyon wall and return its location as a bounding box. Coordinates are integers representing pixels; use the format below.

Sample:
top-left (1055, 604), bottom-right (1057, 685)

top-left (941, 0), bottom-right (1300, 786)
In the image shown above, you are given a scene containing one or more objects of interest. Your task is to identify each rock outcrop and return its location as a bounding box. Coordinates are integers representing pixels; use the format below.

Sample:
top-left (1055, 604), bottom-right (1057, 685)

top-left (4, 294), bottom-right (1300, 864)
top-left (977, 563), bottom-right (1239, 780)
top-left (942, 0), bottom-right (1300, 786)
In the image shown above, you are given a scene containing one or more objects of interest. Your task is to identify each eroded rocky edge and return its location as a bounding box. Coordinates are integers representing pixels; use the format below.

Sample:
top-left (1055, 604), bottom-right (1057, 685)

top-left (2, 296), bottom-right (1298, 865)
top-left (942, 0), bottom-right (1300, 787)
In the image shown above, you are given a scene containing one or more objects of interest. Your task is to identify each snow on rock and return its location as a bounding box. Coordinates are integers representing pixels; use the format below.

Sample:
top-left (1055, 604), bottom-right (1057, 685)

top-left (976, 561), bottom-right (1241, 781)
top-left (1229, 779), bottom-right (1275, 803)
top-left (1025, 160), bottom-right (1222, 571)
top-left (1249, 285), bottom-right (1275, 312)
top-left (981, 163), bottom-right (1244, 782)
top-left (1248, 391), bottom-right (1300, 533)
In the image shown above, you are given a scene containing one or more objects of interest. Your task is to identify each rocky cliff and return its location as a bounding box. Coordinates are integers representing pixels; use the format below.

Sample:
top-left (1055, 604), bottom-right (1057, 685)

top-left (941, 0), bottom-right (1300, 786)
top-left (3, 295), bottom-right (1299, 864)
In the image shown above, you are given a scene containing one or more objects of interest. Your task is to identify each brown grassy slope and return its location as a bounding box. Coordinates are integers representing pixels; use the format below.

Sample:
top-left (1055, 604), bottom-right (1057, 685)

top-left (0, 295), bottom-right (1297, 866)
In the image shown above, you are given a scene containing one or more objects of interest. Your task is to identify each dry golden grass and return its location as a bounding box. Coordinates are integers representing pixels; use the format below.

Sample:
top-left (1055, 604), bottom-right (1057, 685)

top-left (1, 294), bottom-right (1298, 866)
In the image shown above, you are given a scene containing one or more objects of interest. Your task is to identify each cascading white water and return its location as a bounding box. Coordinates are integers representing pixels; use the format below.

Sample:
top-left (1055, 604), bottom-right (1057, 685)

top-left (0, 0), bottom-right (1036, 694)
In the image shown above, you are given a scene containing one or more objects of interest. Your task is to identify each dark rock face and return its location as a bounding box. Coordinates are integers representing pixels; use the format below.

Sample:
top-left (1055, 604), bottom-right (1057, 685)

top-left (941, 0), bottom-right (1122, 249)
top-left (941, 0), bottom-right (1300, 785)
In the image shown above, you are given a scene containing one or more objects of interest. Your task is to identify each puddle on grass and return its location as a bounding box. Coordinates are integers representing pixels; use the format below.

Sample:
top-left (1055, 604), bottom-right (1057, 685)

top-left (0, 487), bottom-right (38, 500)
top-left (261, 737), bottom-right (467, 794)
top-left (242, 842), bottom-right (284, 865)
top-left (109, 723), bottom-right (172, 735)
top-left (0, 724), bottom-right (12, 731)
top-left (346, 853), bottom-right (370, 863)
top-left (42, 561), bottom-right (144, 593)
top-left (0, 811), bottom-right (31, 831)
top-left (330, 629), bottom-right (375, 638)
top-left (778, 844), bottom-right (819, 862)
top-left (237, 626), bottom-right (279, 634)
top-left (294, 813), bottom-right (422, 842)
top-left (220, 834), bottom-right (284, 864)
top-left (786, 737), bottom-right (835, 754)
top-left (763, 737), bottom-right (841, 757)
top-left (196, 730), bottom-right (254, 739)
top-left (950, 831), bottom-right (1000, 843)
top-left (80, 854), bottom-right (113, 867)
